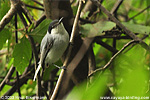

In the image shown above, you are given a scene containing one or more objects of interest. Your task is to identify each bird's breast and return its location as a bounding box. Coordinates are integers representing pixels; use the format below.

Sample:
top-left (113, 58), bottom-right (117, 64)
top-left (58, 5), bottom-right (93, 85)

top-left (45, 34), bottom-right (69, 64)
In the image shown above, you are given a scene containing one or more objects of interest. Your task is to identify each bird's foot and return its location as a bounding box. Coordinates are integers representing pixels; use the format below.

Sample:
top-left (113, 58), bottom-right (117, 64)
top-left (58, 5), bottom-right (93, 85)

top-left (52, 63), bottom-right (66, 70)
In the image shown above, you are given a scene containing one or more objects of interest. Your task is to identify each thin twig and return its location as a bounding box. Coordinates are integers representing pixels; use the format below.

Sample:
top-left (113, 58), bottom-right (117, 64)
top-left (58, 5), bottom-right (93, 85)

top-left (110, 0), bottom-right (124, 15)
top-left (50, 0), bottom-right (83, 100)
top-left (34, 14), bottom-right (46, 28)
top-left (88, 40), bottom-right (138, 77)
top-left (87, 45), bottom-right (96, 84)
top-left (0, 0), bottom-right (20, 32)
top-left (24, 4), bottom-right (44, 11)
top-left (21, 6), bottom-right (32, 24)
top-left (41, 86), bottom-right (50, 100)
top-left (0, 66), bottom-right (15, 91)
top-left (18, 7), bottom-right (42, 98)
top-left (3, 71), bottom-right (32, 97)
top-left (128, 5), bottom-right (150, 21)
top-left (15, 13), bottom-right (22, 99)
top-left (15, 14), bottom-right (18, 43)
top-left (18, 11), bottom-right (28, 27)
top-left (16, 71), bottom-right (22, 100)
top-left (65, 37), bottom-right (94, 89)
top-left (32, 0), bottom-right (43, 7)
top-left (94, 38), bottom-right (118, 53)
top-left (91, 0), bottom-right (140, 41)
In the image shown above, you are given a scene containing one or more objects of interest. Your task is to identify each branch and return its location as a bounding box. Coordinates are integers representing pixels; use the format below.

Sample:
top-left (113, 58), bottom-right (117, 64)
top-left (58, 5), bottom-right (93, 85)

top-left (16, 71), bottom-right (22, 99)
top-left (50, 0), bottom-right (83, 100)
top-left (128, 5), bottom-right (150, 21)
top-left (94, 37), bottom-right (118, 53)
top-left (87, 45), bottom-right (96, 83)
top-left (88, 40), bottom-right (138, 77)
top-left (2, 71), bottom-right (33, 97)
top-left (66, 37), bottom-right (94, 84)
top-left (17, 5), bottom-right (42, 98)
top-left (34, 14), bottom-right (46, 28)
top-left (15, 14), bottom-right (18, 43)
top-left (24, 4), bottom-right (44, 11)
top-left (0, 66), bottom-right (15, 91)
top-left (32, 0), bottom-right (43, 7)
top-left (0, 0), bottom-right (20, 32)
top-left (21, 6), bottom-right (32, 24)
top-left (110, 0), bottom-right (124, 14)
top-left (91, 0), bottom-right (140, 41)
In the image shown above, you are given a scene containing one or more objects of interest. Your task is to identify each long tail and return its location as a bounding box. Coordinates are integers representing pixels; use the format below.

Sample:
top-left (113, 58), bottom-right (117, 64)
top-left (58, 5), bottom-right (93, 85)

top-left (33, 63), bottom-right (42, 81)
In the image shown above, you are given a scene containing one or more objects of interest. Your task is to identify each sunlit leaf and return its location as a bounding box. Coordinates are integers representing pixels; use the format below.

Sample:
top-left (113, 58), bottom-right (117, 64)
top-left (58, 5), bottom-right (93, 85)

top-left (29, 19), bottom-right (52, 43)
top-left (114, 44), bottom-right (149, 96)
top-left (13, 36), bottom-right (32, 74)
top-left (81, 21), bottom-right (116, 37)
top-left (122, 22), bottom-right (150, 34)
top-left (66, 72), bottom-right (108, 100)
top-left (0, 28), bottom-right (11, 50)
top-left (0, 0), bottom-right (10, 19)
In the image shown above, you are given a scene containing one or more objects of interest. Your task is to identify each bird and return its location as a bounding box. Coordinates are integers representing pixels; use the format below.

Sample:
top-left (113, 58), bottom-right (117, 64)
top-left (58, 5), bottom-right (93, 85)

top-left (33, 17), bottom-right (69, 81)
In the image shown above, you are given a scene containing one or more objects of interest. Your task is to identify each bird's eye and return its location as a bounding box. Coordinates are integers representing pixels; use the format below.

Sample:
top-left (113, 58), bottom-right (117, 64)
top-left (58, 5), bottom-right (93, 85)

top-left (52, 25), bottom-right (56, 29)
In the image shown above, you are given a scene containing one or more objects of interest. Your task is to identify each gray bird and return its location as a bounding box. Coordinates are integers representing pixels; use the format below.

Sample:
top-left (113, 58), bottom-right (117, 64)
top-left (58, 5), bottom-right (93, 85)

top-left (33, 17), bottom-right (69, 81)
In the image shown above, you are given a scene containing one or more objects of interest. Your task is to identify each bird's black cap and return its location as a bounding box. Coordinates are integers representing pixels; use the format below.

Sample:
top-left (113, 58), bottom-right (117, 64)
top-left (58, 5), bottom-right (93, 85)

top-left (48, 17), bottom-right (64, 34)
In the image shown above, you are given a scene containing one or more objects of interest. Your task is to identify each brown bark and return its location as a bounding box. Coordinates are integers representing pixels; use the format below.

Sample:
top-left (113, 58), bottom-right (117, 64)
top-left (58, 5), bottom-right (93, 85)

top-left (43, 0), bottom-right (89, 99)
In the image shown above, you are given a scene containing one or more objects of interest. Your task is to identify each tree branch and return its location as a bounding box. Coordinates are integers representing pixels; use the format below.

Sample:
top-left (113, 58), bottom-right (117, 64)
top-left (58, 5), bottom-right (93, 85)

top-left (0, 66), bottom-right (15, 91)
top-left (94, 37), bottom-right (118, 53)
top-left (91, 0), bottom-right (140, 41)
top-left (32, 0), bottom-right (43, 7)
top-left (0, 0), bottom-right (20, 32)
top-left (2, 71), bottom-right (33, 98)
top-left (16, 71), bottom-right (22, 100)
top-left (110, 0), bottom-right (124, 15)
top-left (24, 4), bottom-right (44, 11)
top-left (128, 5), bottom-right (150, 21)
top-left (50, 0), bottom-right (83, 100)
top-left (88, 40), bottom-right (138, 77)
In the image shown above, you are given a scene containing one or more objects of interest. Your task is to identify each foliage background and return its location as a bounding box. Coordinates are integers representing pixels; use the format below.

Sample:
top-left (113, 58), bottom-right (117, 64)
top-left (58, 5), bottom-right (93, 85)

top-left (0, 0), bottom-right (150, 99)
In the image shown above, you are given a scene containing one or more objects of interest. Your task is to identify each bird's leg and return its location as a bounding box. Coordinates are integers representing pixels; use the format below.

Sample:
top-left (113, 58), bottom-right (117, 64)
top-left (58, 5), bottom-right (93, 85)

top-left (52, 63), bottom-right (66, 70)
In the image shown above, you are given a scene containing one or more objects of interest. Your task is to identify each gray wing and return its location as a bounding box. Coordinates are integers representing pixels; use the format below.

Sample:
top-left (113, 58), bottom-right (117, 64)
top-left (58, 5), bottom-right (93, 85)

top-left (33, 33), bottom-right (54, 81)
top-left (40, 33), bottom-right (54, 66)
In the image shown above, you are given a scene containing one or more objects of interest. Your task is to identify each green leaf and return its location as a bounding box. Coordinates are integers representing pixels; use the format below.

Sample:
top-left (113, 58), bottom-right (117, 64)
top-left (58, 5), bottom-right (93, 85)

top-left (13, 36), bottom-right (32, 74)
top-left (0, 28), bottom-right (11, 50)
top-left (28, 19), bottom-right (52, 43)
top-left (118, 68), bottom-right (148, 96)
top-left (114, 44), bottom-right (149, 96)
top-left (81, 21), bottom-right (116, 37)
top-left (0, 0), bottom-right (10, 19)
top-left (66, 72), bottom-right (108, 100)
top-left (28, 23), bottom-right (34, 32)
top-left (42, 66), bottom-right (54, 81)
top-left (122, 22), bottom-right (150, 34)
top-left (7, 58), bottom-right (14, 69)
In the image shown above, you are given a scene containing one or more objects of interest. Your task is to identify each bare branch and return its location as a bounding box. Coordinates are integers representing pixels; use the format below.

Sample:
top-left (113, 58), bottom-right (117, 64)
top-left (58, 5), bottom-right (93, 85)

top-left (87, 45), bottom-right (96, 83)
top-left (110, 0), bottom-right (124, 15)
top-left (88, 40), bottom-right (138, 77)
top-left (128, 5), bottom-right (150, 21)
top-left (0, 0), bottom-right (20, 32)
top-left (94, 38), bottom-right (118, 53)
top-left (2, 71), bottom-right (32, 97)
top-left (91, 0), bottom-right (140, 41)
top-left (16, 71), bottom-right (22, 99)
top-left (0, 66), bottom-right (15, 91)
top-left (14, 14), bottom-right (18, 43)
top-left (24, 4), bottom-right (44, 11)
top-left (34, 14), bottom-right (46, 28)
top-left (50, 0), bottom-right (84, 100)
top-left (32, 0), bottom-right (43, 7)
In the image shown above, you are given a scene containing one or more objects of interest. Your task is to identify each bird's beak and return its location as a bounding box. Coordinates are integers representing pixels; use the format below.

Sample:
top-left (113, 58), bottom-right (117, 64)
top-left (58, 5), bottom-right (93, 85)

top-left (58, 17), bottom-right (64, 24)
